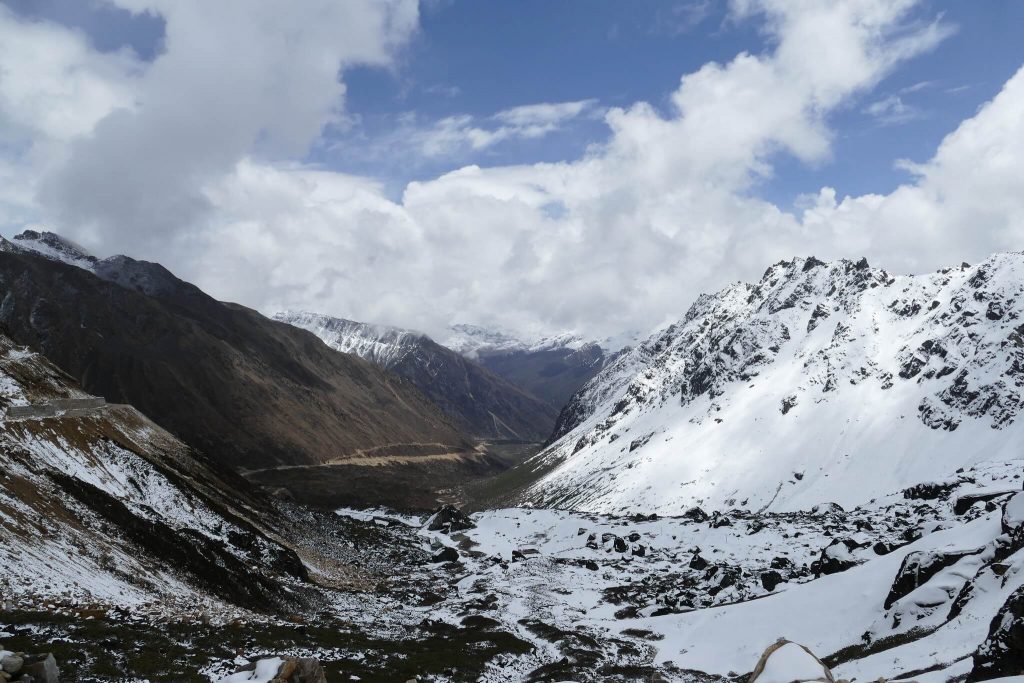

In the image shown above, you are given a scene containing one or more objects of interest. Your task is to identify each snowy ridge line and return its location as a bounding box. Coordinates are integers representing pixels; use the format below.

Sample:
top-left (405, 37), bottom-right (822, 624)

top-left (522, 252), bottom-right (1024, 514)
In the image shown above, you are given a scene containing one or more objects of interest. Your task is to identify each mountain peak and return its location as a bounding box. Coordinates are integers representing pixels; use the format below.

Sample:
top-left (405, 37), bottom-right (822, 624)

top-left (521, 250), bottom-right (1024, 515)
top-left (11, 228), bottom-right (98, 268)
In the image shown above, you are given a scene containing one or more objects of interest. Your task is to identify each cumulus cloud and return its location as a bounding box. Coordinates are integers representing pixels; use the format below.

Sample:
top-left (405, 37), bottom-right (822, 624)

top-left (36, 0), bottom-right (419, 255)
top-left (2, 0), bottom-right (1021, 344)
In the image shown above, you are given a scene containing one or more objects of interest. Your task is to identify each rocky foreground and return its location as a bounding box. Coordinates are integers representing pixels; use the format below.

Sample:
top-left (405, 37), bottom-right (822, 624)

top-left (1, 457), bottom-right (1022, 681)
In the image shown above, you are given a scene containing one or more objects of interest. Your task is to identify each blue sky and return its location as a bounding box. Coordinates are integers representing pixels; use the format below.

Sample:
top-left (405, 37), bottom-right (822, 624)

top-left (335, 0), bottom-right (1024, 205)
top-left (1, 1), bottom-right (1023, 338)
top-left (9, 0), bottom-right (1023, 206)
top-left (5, 0), bottom-right (1024, 204)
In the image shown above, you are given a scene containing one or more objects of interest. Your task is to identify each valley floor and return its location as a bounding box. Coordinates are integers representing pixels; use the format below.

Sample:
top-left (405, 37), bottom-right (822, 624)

top-left (3, 457), bottom-right (1023, 682)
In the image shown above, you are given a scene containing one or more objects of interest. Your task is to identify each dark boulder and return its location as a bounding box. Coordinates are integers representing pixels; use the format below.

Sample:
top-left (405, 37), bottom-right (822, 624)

top-left (431, 546), bottom-right (459, 563)
top-left (22, 654), bottom-right (60, 683)
top-left (954, 490), bottom-right (1017, 516)
top-left (711, 515), bottom-right (732, 528)
top-left (885, 547), bottom-right (984, 609)
top-left (425, 504), bottom-right (476, 533)
top-left (969, 585), bottom-right (1024, 681)
top-left (814, 538), bottom-right (864, 577)
top-left (761, 570), bottom-right (784, 592)
top-left (683, 507), bottom-right (709, 522)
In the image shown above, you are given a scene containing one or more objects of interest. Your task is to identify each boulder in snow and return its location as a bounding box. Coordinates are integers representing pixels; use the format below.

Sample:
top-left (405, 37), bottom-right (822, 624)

top-left (424, 505), bottom-right (475, 533)
top-left (747, 639), bottom-right (835, 683)
top-left (969, 584), bottom-right (1024, 681)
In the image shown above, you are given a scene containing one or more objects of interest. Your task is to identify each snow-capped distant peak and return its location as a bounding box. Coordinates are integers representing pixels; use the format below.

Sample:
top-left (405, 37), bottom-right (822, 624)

top-left (444, 323), bottom-right (602, 358)
top-left (273, 310), bottom-right (429, 369)
top-left (9, 228), bottom-right (98, 269)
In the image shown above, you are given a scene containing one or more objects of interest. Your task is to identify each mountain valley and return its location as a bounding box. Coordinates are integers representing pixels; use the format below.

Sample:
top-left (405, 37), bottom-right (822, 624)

top-left (2, 241), bottom-right (1024, 682)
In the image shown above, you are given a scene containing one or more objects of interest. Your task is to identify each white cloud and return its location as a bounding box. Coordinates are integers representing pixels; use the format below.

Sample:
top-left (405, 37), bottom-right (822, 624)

top-left (3, 0), bottom-right (1021, 346)
top-left (399, 99), bottom-right (598, 159)
top-left (32, 0), bottom-right (419, 255)
top-left (864, 94), bottom-right (921, 124)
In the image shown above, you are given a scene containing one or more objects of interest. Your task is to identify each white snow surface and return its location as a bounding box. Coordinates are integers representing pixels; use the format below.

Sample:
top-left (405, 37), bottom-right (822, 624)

top-left (213, 658), bottom-right (284, 683)
top-left (6, 228), bottom-right (97, 269)
top-left (273, 310), bottom-right (429, 369)
top-left (753, 642), bottom-right (830, 683)
top-left (404, 458), bottom-right (1024, 682)
top-left (523, 253), bottom-right (1024, 514)
top-left (442, 323), bottom-right (640, 359)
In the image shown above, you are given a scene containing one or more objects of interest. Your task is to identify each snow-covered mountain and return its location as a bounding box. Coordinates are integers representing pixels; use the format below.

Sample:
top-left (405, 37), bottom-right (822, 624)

top-left (275, 311), bottom-right (431, 368)
top-left (274, 311), bottom-right (558, 442)
top-left (0, 230), bottom-right (468, 477)
top-left (0, 331), bottom-right (308, 616)
top-left (519, 253), bottom-right (1024, 514)
top-left (442, 323), bottom-right (637, 411)
top-left (10, 228), bottom-right (98, 269)
top-left (444, 324), bottom-right (597, 358)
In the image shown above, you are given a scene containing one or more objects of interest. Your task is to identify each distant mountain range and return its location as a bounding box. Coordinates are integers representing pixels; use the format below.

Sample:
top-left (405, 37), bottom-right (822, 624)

top-left (0, 230), bottom-right (469, 472)
top-left (273, 311), bottom-right (558, 442)
top-left (3, 230), bottom-right (1024, 682)
top-left (518, 253), bottom-right (1024, 514)
top-left (443, 323), bottom-right (633, 410)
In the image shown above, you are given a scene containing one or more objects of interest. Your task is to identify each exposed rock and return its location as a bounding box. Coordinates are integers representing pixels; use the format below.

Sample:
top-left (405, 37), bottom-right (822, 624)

top-left (689, 554), bottom-right (709, 570)
top-left (431, 546), bottom-right (459, 563)
top-left (1002, 492), bottom-right (1024, 535)
top-left (885, 548), bottom-right (985, 609)
top-left (955, 490), bottom-right (1018, 515)
top-left (903, 479), bottom-right (967, 500)
top-left (684, 507), bottom-right (709, 522)
top-left (425, 505), bottom-right (476, 534)
top-left (1, 656), bottom-right (23, 674)
top-left (969, 584), bottom-right (1024, 681)
top-left (760, 571), bottom-right (784, 592)
top-left (814, 538), bottom-right (863, 576)
top-left (21, 654), bottom-right (59, 683)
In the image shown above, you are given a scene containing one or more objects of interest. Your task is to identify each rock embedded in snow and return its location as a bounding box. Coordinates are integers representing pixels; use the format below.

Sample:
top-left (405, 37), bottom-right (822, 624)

top-left (884, 547), bottom-right (986, 609)
top-left (955, 490), bottom-right (1021, 516)
top-left (971, 585), bottom-right (1024, 682)
top-left (1002, 492), bottom-right (1024, 535)
top-left (431, 546), bottom-right (459, 563)
top-left (424, 505), bottom-right (476, 534)
top-left (814, 539), bottom-right (864, 576)
top-left (748, 639), bottom-right (835, 683)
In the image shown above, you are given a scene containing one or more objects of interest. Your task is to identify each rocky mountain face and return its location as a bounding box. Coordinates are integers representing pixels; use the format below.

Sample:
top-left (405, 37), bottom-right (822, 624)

top-left (518, 253), bottom-right (1024, 514)
top-left (0, 332), bottom-right (308, 615)
top-left (0, 231), bottom-right (468, 471)
top-left (274, 311), bottom-right (558, 442)
top-left (443, 323), bottom-right (616, 412)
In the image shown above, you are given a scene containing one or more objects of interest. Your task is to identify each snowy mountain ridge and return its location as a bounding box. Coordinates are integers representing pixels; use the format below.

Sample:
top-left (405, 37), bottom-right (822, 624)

top-left (272, 310), bottom-right (431, 370)
top-left (8, 228), bottom-right (98, 269)
top-left (274, 310), bottom-right (560, 442)
top-left (521, 252), bottom-right (1024, 515)
top-left (443, 323), bottom-right (598, 358)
